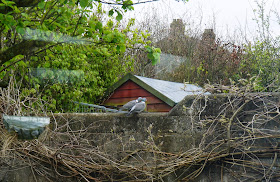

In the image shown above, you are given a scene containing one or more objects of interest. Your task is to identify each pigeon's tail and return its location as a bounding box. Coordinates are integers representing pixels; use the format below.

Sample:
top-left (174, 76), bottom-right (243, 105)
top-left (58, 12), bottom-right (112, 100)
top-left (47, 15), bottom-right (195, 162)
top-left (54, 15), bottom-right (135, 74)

top-left (126, 111), bottom-right (132, 116)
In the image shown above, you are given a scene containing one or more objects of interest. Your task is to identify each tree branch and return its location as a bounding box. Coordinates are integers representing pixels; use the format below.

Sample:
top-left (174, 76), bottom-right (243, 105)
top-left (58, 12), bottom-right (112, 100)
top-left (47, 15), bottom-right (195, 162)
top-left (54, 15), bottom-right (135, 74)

top-left (0, 43), bottom-right (60, 75)
top-left (0, 40), bottom-right (49, 66)
top-left (0, 0), bottom-right (41, 14)
top-left (96, 0), bottom-right (159, 6)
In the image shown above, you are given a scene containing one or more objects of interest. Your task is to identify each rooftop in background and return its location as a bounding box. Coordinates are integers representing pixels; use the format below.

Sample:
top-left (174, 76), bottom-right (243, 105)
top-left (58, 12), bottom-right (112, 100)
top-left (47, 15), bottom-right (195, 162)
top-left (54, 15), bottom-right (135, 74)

top-left (134, 75), bottom-right (205, 104)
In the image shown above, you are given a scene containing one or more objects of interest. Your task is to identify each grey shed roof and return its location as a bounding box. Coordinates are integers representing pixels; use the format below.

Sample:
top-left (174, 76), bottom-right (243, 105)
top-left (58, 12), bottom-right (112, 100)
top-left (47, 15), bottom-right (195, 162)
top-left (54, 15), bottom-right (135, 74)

top-left (135, 75), bottom-right (205, 104)
top-left (106, 73), bottom-right (207, 107)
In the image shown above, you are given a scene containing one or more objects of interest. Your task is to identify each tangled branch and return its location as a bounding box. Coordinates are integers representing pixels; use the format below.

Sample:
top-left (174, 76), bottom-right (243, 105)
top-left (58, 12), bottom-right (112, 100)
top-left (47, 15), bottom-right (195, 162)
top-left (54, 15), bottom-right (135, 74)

top-left (1, 80), bottom-right (280, 181)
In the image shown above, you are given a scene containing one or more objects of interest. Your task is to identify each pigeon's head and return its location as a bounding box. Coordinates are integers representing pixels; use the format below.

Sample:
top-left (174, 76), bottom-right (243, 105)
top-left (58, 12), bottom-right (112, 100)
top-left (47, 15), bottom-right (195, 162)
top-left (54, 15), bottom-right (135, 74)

top-left (142, 98), bottom-right (147, 102)
top-left (137, 97), bottom-right (143, 102)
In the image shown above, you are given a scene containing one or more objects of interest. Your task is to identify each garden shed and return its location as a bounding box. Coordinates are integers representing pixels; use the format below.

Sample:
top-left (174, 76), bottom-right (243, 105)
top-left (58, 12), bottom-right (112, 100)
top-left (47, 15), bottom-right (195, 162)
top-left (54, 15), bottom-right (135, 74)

top-left (103, 73), bottom-right (206, 112)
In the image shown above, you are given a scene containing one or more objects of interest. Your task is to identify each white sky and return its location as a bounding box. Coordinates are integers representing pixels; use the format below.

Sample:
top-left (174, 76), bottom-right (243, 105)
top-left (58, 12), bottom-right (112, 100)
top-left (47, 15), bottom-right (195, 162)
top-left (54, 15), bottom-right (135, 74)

top-left (125, 0), bottom-right (280, 42)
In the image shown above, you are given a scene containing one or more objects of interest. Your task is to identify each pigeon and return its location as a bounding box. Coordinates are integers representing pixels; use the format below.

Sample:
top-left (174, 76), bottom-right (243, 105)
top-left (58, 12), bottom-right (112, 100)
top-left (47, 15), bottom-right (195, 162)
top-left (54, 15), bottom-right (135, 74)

top-left (119, 97), bottom-right (142, 111)
top-left (126, 98), bottom-right (146, 116)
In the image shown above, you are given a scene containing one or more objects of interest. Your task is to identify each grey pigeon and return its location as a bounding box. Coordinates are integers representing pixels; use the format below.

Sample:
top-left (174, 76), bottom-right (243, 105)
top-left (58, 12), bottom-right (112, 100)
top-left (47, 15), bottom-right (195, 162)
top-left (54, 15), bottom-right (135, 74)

top-left (120, 97), bottom-right (142, 111)
top-left (126, 98), bottom-right (146, 116)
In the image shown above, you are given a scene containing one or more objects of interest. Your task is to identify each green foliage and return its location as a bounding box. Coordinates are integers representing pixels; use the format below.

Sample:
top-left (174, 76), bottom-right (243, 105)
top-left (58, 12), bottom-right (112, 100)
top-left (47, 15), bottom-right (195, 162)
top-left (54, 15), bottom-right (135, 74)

top-left (236, 40), bottom-right (280, 91)
top-left (21, 17), bottom-right (149, 111)
top-left (19, 41), bottom-right (137, 112)
top-left (0, 0), bottom-right (158, 112)
top-left (233, 1), bottom-right (280, 91)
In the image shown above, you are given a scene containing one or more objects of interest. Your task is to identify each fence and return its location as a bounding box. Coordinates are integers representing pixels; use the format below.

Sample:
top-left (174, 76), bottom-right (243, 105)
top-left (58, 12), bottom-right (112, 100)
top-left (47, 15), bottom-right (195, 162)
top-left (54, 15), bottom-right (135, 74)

top-left (72, 101), bottom-right (125, 113)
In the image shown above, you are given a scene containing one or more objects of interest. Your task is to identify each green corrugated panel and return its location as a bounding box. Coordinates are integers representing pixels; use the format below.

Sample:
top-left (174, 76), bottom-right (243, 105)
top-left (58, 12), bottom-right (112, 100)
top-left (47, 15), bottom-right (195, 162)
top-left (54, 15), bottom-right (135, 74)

top-left (2, 115), bottom-right (50, 140)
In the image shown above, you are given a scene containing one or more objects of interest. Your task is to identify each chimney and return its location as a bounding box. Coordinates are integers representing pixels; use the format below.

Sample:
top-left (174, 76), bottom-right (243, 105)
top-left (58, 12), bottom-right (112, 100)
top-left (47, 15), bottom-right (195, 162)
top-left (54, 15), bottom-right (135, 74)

top-left (202, 29), bottom-right (215, 44)
top-left (170, 19), bottom-right (185, 37)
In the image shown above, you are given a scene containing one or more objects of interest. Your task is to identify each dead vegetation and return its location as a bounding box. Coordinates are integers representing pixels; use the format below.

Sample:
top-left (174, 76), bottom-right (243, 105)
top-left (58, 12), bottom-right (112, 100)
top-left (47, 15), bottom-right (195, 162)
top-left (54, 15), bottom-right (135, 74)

top-left (1, 78), bottom-right (280, 181)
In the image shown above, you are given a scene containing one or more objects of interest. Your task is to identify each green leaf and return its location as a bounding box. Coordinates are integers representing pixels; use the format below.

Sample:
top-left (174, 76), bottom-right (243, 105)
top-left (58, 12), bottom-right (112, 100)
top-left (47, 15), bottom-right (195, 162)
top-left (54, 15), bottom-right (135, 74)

top-left (116, 11), bottom-right (123, 21)
top-left (109, 9), bottom-right (114, 16)
top-left (18, 61), bottom-right (27, 67)
top-left (38, 1), bottom-right (45, 9)
top-left (16, 27), bottom-right (25, 35)
top-left (79, 0), bottom-right (89, 8)
top-left (145, 46), bottom-right (152, 53)
top-left (120, 44), bottom-right (126, 53)
top-left (116, 44), bottom-right (126, 53)
top-left (147, 52), bottom-right (153, 60)
top-left (96, 22), bottom-right (103, 32)
top-left (127, 5), bottom-right (134, 11)
top-left (30, 88), bottom-right (36, 94)
top-left (2, 0), bottom-right (15, 6)
top-left (122, 0), bottom-right (133, 11)
top-left (146, 46), bottom-right (161, 65)
top-left (152, 52), bottom-right (160, 65)
top-left (13, 6), bottom-right (20, 13)
top-left (21, 13), bottom-right (28, 17)
top-left (104, 33), bottom-right (113, 42)
top-left (77, 27), bottom-right (85, 35)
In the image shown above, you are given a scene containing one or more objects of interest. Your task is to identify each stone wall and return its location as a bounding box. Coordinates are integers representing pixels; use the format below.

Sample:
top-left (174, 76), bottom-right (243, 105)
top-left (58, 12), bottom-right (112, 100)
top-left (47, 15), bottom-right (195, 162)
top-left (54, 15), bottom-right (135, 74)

top-left (1, 93), bottom-right (280, 181)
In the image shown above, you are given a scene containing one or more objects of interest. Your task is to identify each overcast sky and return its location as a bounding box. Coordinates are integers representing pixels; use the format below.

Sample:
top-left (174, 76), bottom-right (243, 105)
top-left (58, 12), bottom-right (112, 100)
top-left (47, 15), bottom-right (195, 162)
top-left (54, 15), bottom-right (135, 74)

top-left (126, 0), bottom-right (280, 42)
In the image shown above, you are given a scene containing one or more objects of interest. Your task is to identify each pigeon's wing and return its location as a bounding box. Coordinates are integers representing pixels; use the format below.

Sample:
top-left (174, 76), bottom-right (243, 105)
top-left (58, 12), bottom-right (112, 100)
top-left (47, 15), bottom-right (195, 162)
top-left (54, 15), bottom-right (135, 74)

top-left (132, 102), bottom-right (146, 113)
top-left (126, 101), bottom-right (146, 116)
top-left (122, 100), bottom-right (136, 110)
top-left (126, 104), bottom-right (136, 116)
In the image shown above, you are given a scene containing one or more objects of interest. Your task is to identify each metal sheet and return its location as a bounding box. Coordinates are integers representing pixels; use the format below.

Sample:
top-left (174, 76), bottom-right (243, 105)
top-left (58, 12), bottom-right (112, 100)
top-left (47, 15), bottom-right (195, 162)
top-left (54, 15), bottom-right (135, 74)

top-left (2, 115), bottom-right (50, 139)
top-left (135, 75), bottom-right (208, 104)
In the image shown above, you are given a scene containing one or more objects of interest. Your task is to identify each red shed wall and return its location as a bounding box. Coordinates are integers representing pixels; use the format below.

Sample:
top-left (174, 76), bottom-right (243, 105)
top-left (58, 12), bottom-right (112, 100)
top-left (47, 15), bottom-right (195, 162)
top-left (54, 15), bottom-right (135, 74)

top-left (103, 80), bottom-right (172, 112)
